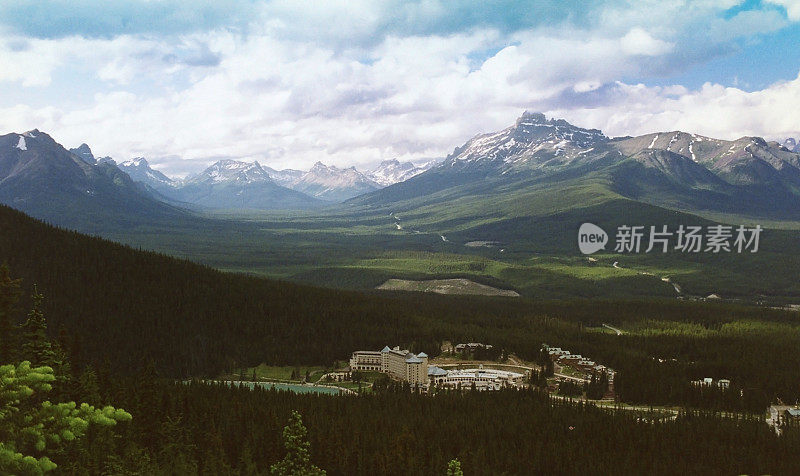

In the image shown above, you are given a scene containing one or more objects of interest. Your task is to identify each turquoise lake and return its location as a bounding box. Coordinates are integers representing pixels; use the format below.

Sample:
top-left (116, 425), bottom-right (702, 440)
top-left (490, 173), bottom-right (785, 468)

top-left (226, 380), bottom-right (344, 395)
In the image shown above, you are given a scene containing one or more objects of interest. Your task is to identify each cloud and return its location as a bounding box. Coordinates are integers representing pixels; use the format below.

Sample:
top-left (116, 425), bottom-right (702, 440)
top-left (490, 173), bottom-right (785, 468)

top-left (620, 28), bottom-right (673, 56)
top-left (0, 32), bottom-right (223, 88)
top-left (0, 0), bottom-right (798, 176)
top-left (547, 73), bottom-right (800, 141)
top-left (765, 0), bottom-right (800, 21)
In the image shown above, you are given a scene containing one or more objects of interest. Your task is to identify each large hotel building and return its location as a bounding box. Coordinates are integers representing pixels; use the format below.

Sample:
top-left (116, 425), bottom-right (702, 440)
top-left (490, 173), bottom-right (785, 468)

top-left (350, 345), bottom-right (526, 391)
top-left (349, 346), bottom-right (429, 387)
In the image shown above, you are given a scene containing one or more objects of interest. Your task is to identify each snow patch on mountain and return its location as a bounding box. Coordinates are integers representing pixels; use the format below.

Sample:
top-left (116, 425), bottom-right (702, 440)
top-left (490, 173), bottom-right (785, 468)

top-left (115, 156), bottom-right (178, 193)
top-left (445, 111), bottom-right (608, 167)
top-left (15, 136), bottom-right (26, 151)
top-left (187, 159), bottom-right (274, 185)
top-left (290, 162), bottom-right (381, 201)
top-left (783, 138), bottom-right (799, 153)
top-left (120, 157), bottom-right (148, 168)
top-left (263, 166), bottom-right (305, 187)
top-left (367, 159), bottom-right (434, 186)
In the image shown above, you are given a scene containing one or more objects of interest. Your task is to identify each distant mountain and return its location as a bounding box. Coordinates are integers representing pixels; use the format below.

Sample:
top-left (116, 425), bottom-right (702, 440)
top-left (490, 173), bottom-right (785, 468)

top-left (117, 157), bottom-right (176, 195)
top-left (69, 143), bottom-right (96, 164)
top-left (291, 162), bottom-right (381, 202)
top-left (367, 159), bottom-right (434, 186)
top-left (68, 150), bottom-right (434, 207)
top-left (184, 159), bottom-right (275, 186)
top-left (262, 165), bottom-right (305, 187)
top-left (613, 132), bottom-right (800, 200)
top-left (0, 130), bottom-right (186, 232)
top-left (782, 138), bottom-right (799, 153)
top-left (445, 111), bottom-right (608, 169)
top-left (351, 111), bottom-right (613, 205)
top-left (173, 159), bottom-right (321, 210)
top-left (351, 112), bottom-right (800, 221)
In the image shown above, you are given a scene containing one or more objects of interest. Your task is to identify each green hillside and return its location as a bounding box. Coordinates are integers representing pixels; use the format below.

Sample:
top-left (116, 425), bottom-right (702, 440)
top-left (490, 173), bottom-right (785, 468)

top-left (102, 175), bottom-right (800, 302)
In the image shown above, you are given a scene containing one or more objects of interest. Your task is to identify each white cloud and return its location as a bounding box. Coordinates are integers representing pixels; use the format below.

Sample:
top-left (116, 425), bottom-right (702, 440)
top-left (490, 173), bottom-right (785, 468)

top-left (0, 35), bottom-right (64, 86)
top-left (620, 28), bottom-right (674, 56)
top-left (766, 0), bottom-right (800, 21)
top-left (0, 1), bottom-right (798, 177)
top-left (548, 72), bottom-right (800, 141)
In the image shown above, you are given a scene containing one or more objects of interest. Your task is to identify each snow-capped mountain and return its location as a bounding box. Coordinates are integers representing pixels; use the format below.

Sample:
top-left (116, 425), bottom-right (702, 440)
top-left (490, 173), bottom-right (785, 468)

top-left (183, 159), bottom-right (273, 185)
top-left (443, 111), bottom-right (608, 170)
top-left (614, 133), bottom-right (800, 188)
top-left (367, 159), bottom-right (435, 186)
top-left (290, 162), bottom-right (381, 202)
top-left (174, 159), bottom-right (321, 210)
top-left (262, 165), bottom-right (305, 187)
top-left (352, 112), bottom-right (800, 219)
top-left (117, 157), bottom-right (176, 194)
top-left (0, 130), bottom-right (185, 230)
top-left (783, 138), bottom-right (799, 153)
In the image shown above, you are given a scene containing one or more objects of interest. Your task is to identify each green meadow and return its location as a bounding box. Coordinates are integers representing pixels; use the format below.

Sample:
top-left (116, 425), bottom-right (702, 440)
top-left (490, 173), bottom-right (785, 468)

top-left (100, 178), bottom-right (800, 303)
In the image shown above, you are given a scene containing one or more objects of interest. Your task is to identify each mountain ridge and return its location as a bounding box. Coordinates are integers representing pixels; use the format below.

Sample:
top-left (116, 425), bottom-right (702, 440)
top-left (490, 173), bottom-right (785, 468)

top-left (166, 159), bottom-right (322, 210)
top-left (0, 130), bottom-right (188, 232)
top-left (350, 112), bottom-right (800, 221)
top-left (290, 161), bottom-right (382, 202)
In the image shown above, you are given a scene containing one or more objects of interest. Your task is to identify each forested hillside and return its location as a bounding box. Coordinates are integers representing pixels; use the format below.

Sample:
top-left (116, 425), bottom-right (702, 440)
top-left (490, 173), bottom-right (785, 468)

top-left (1, 204), bottom-right (549, 377)
top-left (63, 380), bottom-right (800, 475)
top-left (3, 204), bottom-right (800, 411)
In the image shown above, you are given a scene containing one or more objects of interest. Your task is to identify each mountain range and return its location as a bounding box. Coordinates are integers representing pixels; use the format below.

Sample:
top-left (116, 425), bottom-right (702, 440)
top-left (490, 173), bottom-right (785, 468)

top-left (289, 162), bottom-right (381, 202)
top-left (352, 112), bottom-right (800, 223)
top-left (2, 113), bottom-right (800, 234)
top-left (0, 130), bottom-right (185, 232)
top-left (165, 159), bottom-right (321, 210)
top-left (782, 138), bottom-right (800, 153)
top-left (117, 156), bottom-right (434, 205)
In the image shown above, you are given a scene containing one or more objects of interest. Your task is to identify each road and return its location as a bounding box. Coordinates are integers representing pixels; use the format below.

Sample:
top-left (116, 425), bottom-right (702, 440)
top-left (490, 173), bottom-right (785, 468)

top-left (554, 372), bottom-right (588, 383)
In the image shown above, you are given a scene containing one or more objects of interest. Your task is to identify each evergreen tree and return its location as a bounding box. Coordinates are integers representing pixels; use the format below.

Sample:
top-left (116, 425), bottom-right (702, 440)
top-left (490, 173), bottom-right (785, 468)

top-left (19, 286), bottom-right (56, 368)
top-left (200, 428), bottom-right (232, 475)
top-left (0, 361), bottom-right (131, 474)
top-left (446, 459), bottom-right (464, 476)
top-left (0, 264), bottom-right (22, 363)
top-left (238, 440), bottom-right (258, 475)
top-left (48, 341), bottom-right (75, 402)
top-left (269, 411), bottom-right (325, 476)
top-left (78, 367), bottom-right (102, 406)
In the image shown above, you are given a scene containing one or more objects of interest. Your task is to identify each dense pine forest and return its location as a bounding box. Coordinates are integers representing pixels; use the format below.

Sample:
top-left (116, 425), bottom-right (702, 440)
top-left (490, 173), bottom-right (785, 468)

top-left (2, 303), bottom-right (799, 475)
top-left (3, 205), bottom-right (800, 473)
top-left (2, 204), bottom-right (800, 413)
top-left (50, 380), bottom-right (800, 475)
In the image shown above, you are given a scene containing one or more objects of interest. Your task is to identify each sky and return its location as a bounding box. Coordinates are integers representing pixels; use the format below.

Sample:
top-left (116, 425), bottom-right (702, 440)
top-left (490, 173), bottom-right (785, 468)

top-left (1, 0), bottom-right (800, 177)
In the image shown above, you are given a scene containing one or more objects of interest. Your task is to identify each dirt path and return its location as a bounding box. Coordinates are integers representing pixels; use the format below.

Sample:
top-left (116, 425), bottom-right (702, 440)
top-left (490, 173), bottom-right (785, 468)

top-left (611, 260), bottom-right (683, 296)
top-left (602, 323), bottom-right (623, 335)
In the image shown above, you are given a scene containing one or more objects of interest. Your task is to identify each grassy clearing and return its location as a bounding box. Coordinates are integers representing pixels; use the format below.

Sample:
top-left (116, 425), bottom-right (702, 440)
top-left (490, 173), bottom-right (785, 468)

top-left (102, 188), bottom-right (800, 303)
top-left (376, 278), bottom-right (520, 297)
top-left (232, 364), bottom-right (328, 383)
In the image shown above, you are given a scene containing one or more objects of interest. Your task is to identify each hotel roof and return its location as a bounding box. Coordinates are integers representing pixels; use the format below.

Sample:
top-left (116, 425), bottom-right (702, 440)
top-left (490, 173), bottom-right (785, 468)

top-left (428, 366), bottom-right (448, 376)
